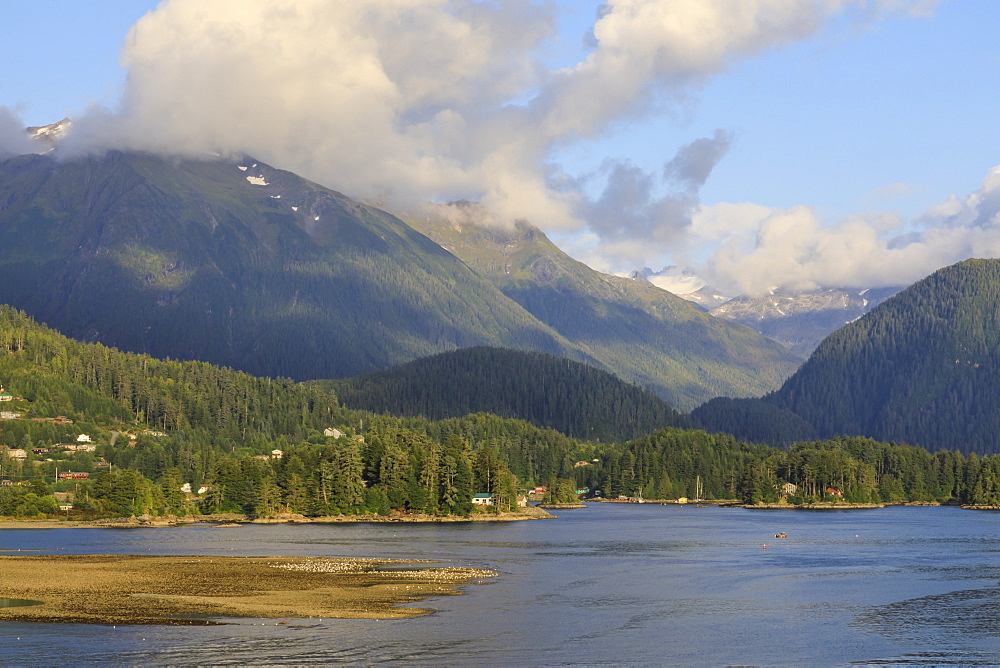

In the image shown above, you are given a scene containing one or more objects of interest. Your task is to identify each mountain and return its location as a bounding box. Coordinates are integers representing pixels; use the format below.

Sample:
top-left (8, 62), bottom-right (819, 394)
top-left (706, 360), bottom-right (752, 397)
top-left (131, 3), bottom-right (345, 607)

top-left (694, 259), bottom-right (1000, 454)
top-left (319, 346), bottom-right (690, 442)
top-left (709, 287), bottom-right (901, 357)
top-left (406, 205), bottom-right (802, 410)
top-left (0, 151), bottom-right (575, 381)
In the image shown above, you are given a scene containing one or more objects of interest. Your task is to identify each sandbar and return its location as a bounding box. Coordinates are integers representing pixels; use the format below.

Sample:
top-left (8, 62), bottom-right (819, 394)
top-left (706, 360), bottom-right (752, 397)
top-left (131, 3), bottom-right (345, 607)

top-left (0, 554), bottom-right (495, 625)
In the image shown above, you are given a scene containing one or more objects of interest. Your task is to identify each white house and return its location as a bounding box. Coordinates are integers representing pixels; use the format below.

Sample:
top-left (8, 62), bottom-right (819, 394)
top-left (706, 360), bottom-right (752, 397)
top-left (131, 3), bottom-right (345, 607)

top-left (471, 493), bottom-right (494, 506)
top-left (76, 434), bottom-right (92, 443)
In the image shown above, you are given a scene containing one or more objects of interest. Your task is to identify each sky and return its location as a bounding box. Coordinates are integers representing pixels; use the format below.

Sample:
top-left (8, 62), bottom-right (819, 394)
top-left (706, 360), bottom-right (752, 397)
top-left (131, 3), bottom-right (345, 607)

top-left (2, 0), bottom-right (1000, 297)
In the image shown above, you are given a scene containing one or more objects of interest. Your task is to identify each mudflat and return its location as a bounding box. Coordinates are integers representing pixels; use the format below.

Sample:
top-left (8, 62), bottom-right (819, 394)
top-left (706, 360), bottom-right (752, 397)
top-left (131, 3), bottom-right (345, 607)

top-left (0, 555), bottom-right (495, 625)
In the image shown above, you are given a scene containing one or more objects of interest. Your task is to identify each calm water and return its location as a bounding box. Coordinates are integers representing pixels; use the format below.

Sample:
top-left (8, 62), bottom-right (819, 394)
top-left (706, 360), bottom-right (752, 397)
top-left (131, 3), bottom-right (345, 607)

top-left (2, 504), bottom-right (1000, 666)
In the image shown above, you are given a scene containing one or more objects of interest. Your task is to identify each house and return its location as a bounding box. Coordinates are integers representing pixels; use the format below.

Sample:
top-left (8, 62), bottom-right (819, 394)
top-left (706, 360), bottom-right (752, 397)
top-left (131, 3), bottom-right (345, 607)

top-left (0, 411), bottom-right (21, 420)
top-left (254, 449), bottom-right (284, 461)
top-left (52, 416), bottom-right (73, 424)
top-left (0, 393), bottom-right (12, 402)
top-left (826, 487), bottom-right (844, 498)
top-left (5, 448), bottom-right (27, 460)
top-left (573, 460), bottom-right (592, 468)
top-left (180, 483), bottom-right (192, 493)
top-left (32, 448), bottom-right (49, 455)
top-left (324, 428), bottom-right (345, 438)
top-left (76, 434), bottom-right (92, 443)
top-left (57, 471), bottom-right (90, 480)
top-left (471, 493), bottom-right (494, 506)
top-left (781, 482), bottom-right (798, 496)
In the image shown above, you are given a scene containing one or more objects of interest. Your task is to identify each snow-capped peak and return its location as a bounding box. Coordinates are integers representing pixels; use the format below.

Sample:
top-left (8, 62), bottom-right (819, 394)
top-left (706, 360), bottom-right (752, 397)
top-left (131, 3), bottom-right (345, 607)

top-left (26, 119), bottom-right (71, 150)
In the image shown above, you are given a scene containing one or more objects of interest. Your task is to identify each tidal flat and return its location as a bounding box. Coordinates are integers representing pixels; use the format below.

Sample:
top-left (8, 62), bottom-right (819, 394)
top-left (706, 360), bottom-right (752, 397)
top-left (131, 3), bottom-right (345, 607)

top-left (0, 554), bottom-right (495, 625)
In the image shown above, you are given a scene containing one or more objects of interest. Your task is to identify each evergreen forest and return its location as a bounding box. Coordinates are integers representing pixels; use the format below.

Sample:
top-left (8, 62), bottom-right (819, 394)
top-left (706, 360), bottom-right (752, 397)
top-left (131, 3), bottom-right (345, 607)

top-left (322, 346), bottom-right (690, 442)
top-left (4, 303), bottom-right (1000, 521)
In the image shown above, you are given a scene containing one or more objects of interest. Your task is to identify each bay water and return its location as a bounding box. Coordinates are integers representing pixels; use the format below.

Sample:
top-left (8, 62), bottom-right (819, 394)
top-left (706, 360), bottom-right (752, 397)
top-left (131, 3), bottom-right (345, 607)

top-left (2, 503), bottom-right (1000, 666)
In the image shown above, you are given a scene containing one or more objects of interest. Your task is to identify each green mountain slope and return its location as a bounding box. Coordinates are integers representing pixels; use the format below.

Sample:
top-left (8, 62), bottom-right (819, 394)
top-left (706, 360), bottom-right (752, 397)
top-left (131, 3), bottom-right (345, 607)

top-left (2, 303), bottom-right (995, 512)
top-left (318, 346), bottom-right (691, 442)
top-left (696, 259), bottom-right (1000, 454)
top-left (0, 152), bottom-right (572, 380)
top-left (406, 207), bottom-right (802, 410)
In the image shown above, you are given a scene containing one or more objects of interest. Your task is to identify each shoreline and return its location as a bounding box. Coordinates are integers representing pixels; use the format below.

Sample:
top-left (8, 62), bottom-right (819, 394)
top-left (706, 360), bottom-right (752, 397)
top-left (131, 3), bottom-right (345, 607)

top-left (0, 554), bottom-right (496, 625)
top-left (0, 505), bottom-right (553, 530)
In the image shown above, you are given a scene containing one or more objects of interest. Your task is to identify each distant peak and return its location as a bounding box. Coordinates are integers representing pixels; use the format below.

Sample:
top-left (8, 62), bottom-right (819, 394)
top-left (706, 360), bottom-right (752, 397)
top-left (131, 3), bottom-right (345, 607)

top-left (26, 118), bottom-right (71, 150)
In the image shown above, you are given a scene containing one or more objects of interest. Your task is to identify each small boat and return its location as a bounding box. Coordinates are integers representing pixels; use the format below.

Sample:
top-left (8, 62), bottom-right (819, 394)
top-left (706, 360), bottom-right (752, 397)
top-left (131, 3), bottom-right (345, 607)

top-left (775, 532), bottom-right (787, 538)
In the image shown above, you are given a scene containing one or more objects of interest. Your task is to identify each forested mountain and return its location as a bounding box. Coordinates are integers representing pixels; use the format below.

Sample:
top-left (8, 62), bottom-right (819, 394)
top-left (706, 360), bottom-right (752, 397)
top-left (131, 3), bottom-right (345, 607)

top-left (7, 303), bottom-right (1000, 516)
top-left (320, 346), bottom-right (690, 442)
top-left (694, 260), bottom-right (1000, 455)
top-left (0, 149), bottom-right (806, 411)
top-left (406, 206), bottom-right (802, 410)
top-left (0, 151), bottom-right (574, 381)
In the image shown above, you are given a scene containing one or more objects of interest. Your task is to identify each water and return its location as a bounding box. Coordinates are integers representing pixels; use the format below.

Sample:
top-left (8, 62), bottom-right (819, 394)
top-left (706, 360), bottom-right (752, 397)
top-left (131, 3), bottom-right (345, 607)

top-left (2, 504), bottom-right (1000, 666)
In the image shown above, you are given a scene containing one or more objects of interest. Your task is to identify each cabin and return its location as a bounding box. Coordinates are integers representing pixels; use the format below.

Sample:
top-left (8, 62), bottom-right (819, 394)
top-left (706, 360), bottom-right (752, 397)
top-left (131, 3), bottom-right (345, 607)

top-left (471, 493), bottom-right (494, 506)
top-left (826, 487), bottom-right (844, 498)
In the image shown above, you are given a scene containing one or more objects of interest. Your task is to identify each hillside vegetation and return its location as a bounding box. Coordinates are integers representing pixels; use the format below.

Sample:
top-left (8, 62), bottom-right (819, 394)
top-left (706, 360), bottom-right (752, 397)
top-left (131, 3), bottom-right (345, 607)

top-left (7, 304), bottom-right (1000, 517)
top-left (321, 346), bottom-right (690, 442)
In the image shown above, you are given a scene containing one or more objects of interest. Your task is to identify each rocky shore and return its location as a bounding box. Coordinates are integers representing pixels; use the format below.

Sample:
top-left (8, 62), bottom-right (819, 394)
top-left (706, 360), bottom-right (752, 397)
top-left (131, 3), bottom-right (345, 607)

top-left (0, 505), bottom-right (553, 530)
top-left (0, 554), bottom-right (496, 625)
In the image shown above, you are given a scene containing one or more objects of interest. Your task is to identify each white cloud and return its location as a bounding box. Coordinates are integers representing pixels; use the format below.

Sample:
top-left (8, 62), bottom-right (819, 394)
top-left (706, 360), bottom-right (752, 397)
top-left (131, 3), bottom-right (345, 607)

top-left (0, 108), bottom-right (39, 157)
top-left (688, 164), bottom-right (1000, 295)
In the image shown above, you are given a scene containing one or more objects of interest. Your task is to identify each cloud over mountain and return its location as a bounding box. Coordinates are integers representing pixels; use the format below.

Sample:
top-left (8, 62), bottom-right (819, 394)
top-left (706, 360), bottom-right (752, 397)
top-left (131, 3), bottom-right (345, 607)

top-left (7, 0), bottom-right (959, 295)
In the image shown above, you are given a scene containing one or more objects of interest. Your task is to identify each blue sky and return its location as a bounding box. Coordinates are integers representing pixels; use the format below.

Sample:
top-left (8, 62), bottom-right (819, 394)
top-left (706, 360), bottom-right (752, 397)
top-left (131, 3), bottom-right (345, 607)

top-left (2, 1), bottom-right (999, 296)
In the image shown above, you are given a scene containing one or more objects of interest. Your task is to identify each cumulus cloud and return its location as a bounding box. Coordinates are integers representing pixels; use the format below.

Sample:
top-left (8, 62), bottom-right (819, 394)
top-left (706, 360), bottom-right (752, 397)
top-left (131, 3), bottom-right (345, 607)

top-left (692, 165), bottom-right (1000, 296)
top-left (27, 0), bottom-right (941, 294)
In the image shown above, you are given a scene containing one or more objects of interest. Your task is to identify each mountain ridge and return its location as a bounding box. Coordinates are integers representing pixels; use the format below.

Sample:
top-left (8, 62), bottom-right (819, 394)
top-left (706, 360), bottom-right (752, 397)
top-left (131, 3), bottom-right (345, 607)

top-left (406, 205), bottom-right (802, 410)
top-left (694, 259), bottom-right (1000, 454)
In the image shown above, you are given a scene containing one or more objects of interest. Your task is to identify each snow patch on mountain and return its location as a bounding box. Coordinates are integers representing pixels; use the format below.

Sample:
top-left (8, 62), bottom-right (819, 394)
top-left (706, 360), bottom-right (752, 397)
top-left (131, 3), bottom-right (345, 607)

top-left (709, 286), bottom-right (902, 356)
